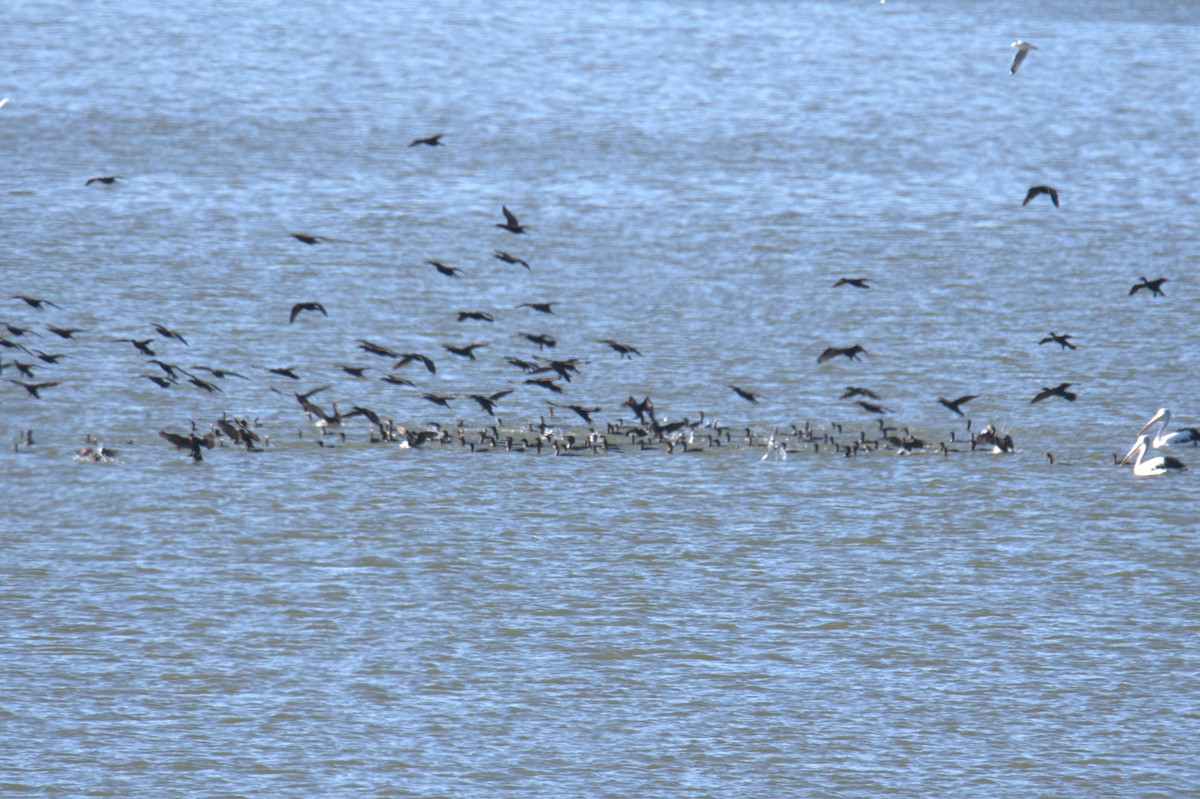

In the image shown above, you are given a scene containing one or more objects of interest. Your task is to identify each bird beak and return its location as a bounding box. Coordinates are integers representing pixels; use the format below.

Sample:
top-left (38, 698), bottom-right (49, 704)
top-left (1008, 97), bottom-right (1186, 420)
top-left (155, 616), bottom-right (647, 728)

top-left (1119, 440), bottom-right (1141, 466)
top-left (1137, 409), bottom-right (1166, 437)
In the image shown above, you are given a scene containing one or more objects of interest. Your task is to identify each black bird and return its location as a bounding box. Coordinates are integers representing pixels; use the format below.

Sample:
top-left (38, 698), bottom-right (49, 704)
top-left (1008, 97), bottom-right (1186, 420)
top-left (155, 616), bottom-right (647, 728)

top-left (427, 260), bottom-right (464, 278)
top-left (381, 374), bottom-right (415, 386)
top-left (729, 385), bottom-right (760, 403)
top-left (192, 365), bottom-right (249, 380)
top-left (1039, 332), bottom-right (1076, 350)
top-left (6, 379), bottom-right (60, 398)
top-left (335, 365), bottom-right (369, 378)
top-left (457, 311), bottom-right (495, 322)
top-left (520, 332), bottom-right (556, 350)
top-left (123, 338), bottom-right (156, 356)
top-left (598, 339), bottom-right (642, 359)
top-left (359, 339), bottom-right (401, 359)
top-left (159, 430), bottom-right (211, 462)
top-left (506, 356), bottom-right (539, 372)
top-left (534, 358), bottom-right (585, 382)
top-left (45, 325), bottom-right (83, 339)
top-left (9, 360), bottom-right (36, 377)
top-left (290, 233), bottom-right (328, 245)
top-left (34, 351), bottom-right (66, 364)
top-left (518, 302), bottom-right (554, 314)
top-left (833, 278), bottom-right (871, 289)
top-left (550, 402), bottom-right (602, 424)
top-left (444, 343), bottom-right (488, 360)
top-left (264, 366), bottom-right (302, 380)
top-left (147, 359), bottom-right (187, 379)
top-left (396, 352), bottom-right (437, 374)
top-left (1130, 277), bottom-right (1167, 297)
top-left (938, 395), bottom-right (978, 416)
top-left (188, 376), bottom-right (223, 394)
top-left (139, 373), bottom-right (175, 388)
top-left (855, 400), bottom-right (893, 415)
top-left (0, 336), bottom-right (31, 354)
top-left (496, 206), bottom-right (526, 234)
top-left (3, 323), bottom-right (39, 338)
top-left (840, 386), bottom-right (881, 400)
top-left (290, 301), bottom-right (328, 324)
top-left (494, 250), bottom-right (530, 269)
top-left (1031, 383), bottom-right (1077, 403)
top-left (1022, 185), bottom-right (1059, 208)
top-left (408, 133), bottom-right (443, 147)
top-left (468, 390), bottom-right (513, 416)
top-left (622, 395), bottom-right (655, 425)
top-left (422, 393), bottom-right (456, 408)
top-left (817, 344), bottom-right (868, 364)
top-left (152, 323), bottom-right (188, 345)
top-left (85, 175), bottom-right (121, 185)
top-left (12, 295), bottom-right (62, 311)
top-left (524, 377), bottom-right (563, 393)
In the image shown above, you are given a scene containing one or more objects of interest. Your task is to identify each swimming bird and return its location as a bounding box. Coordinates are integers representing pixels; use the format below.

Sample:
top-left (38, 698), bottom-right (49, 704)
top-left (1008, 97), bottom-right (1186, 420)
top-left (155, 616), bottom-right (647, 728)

top-left (12, 295), bottom-right (62, 311)
top-left (817, 344), bottom-right (868, 364)
top-left (290, 301), bottom-right (328, 323)
top-left (598, 339), bottom-right (642, 359)
top-left (1130, 277), bottom-right (1167, 297)
top-left (496, 206), bottom-right (526, 234)
top-left (444, 342), bottom-right (488, 360)
top-left (409, 133), bottom-right (443, 147)
top-left (85, 175), bottom-right (121, 185)
top-left (427, 260), bottom-right (464, 278)
top-left (729, 385), bottom-right (760, 403)
top-left (1023, 185), bottom-right (1059, 208)
top-left (5, 379), bottom-right (60, 398)
top-left (1031, 382), bottom-right (1076, 403)
top-left (494, 251), bottom-right (530, 269)
top-left (1136, 408), bottom-right (1200, 448)
top-left (457, 311), bottom-right (495, 322)
top-left (938, 394), bottom-right (978, 416)
top-left (151, 323), bottom-right (188, 345)
top-left (1010, 40), bottom-right (1038, 75)
top-left (1120, 434), bottom-right (1187, 476)
top-left (833, 278), bottom-right (871, 289)
top-left (1039, 332), bottom-right (1075, 350)
top-left (518, 302), bottom-right (555, 314)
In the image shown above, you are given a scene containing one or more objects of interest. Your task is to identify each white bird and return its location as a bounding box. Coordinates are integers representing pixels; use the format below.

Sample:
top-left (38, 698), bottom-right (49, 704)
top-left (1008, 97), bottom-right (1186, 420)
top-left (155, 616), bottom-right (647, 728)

top-left (1120, 434), bottom-right (1187, 476)
top-left (1136, 408), bottom-right (1200, 448)
top-left (1010, 40), bottom-right (1039, 75)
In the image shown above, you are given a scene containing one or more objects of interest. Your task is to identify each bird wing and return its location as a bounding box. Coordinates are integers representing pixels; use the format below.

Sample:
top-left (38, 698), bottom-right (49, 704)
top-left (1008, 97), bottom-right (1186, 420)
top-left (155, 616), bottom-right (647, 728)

top-left (1010, 48), bottom-right (1028, 74)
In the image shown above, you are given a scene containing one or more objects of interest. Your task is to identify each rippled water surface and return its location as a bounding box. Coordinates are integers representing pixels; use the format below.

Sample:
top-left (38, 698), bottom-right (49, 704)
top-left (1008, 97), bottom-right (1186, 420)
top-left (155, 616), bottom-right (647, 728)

top-left (3, 1), bottom-right (1199, 797)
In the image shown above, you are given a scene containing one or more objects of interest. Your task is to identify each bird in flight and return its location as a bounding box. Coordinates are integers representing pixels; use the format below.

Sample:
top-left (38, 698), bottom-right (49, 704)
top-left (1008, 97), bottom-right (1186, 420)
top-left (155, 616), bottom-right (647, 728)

top-left (496, 206), bottom-right (526, 234)
top-left (494, 251), bottom-right (530, 269)
top-left (409, 134), bottom-right (443, 147)
top-left (457, 311), bottom-right (495, 322)
top-left (85, 175), bottom-right (121, 186)
top-left (519, 332), bottom-right (557, 350)
top-left (840, 386), bottom-right (880, 400)
top-left (598, 339), bottom-right (642, 359)
top-left (518, 302), bottom-right (554, 314)
top-left (729, 385), bottom-right (761, 403)
top-left (1023, 185), bottom-right (1059, 208)
top-left (1129, 277), bottom-right (1167, 297)
top-left (1039, 332), bottom-right (1076, 350)
top-left (290, 302), bottom-right (328, 324)
top-left (152, 323), bottom-right (189, 345)
top-left (1031, 382), bottom-right (1077, 403)
top-left (1010, 40), bottom-right (1038, 75)
top-left (12, 295), bottom-right (61, 311)
top-left (6, 379), bottom-right (60, 398)
top-left (427, 260), bottom-right (464, 278)
top-left (938, 395), bottom-right (978, 416)
top-left (444, 343), bottom-right (488, 360)
top-left (817, 344), bottom-right (868, 364)
top-left (833, 277), bottom-right (871, 289)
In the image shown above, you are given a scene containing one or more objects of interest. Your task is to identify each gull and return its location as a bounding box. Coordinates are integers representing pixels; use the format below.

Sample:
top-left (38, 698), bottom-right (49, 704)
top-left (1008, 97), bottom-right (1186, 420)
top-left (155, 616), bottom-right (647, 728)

top-left (1010, 40), bottom-right (1038, 75)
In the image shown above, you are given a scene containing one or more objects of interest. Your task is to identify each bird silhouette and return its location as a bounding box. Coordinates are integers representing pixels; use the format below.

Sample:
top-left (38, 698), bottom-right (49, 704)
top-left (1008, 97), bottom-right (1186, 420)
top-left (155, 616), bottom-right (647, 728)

top-left (444, 343), bottom-right (488, 360)
top-left (427, 260), bottom-right (464, 278)
top-left (524, 377), bottom-right (563, 393)
top-left (395, 352), bottom-right (437, 374)
top-left (1010, 40), bottom-right (1038, 75)
top-left (408, 134), bottom-right (443, 147)
top-left (290, 233), bottom-right (329, 245)
top-left (550, 402), bottom-right (602, 424)
top-left (520, 332), bottom-right (556, 350)
top-left (518, 302), bottom-right (554, 314)
top-left (817, 344), bottom-right (868, 364)
top-left (494, 251), bottom-right (530, 269)
top-left (1129, 277), bottom-right (1167, 297)
top-left (729, 385), bottom-right (760, 403)
top-left (6, 379), bottom-right (60, 398)
top-left (457, 311), bottom-right (495, 322)
top-left (359, 340), bottom-right (401, 359)
top-left (938, 395), bottom-right (978, 416)
top-left (598, 339), bottom-right (641, 359)
top-left (1031, 383), bottom-right (1077, 403)
top-left (840, 386), bottom-right (881, 400)
top-left (496, 206), bottom-right (526, 234)
top-left (855, 400), bottom-right (893, 415)
top-left (290, 302), bottom-right (328, 323)
top-left (833, 278), bottom-right (871, 289)
top-left (1039, 332), bottom-right (1076, 350)
top-left (45, 325), bottom-right (84, 339)
top-left (85, 176), bottom-right (121, 186)
top-left (1023, 185), bottom-right (1059, 208)
top-left (264, 366), bottom-right (302, 380)
top-left (151, 323), bottom-right (188, 345)
top-left (12, 295), bottom-right (61, 311)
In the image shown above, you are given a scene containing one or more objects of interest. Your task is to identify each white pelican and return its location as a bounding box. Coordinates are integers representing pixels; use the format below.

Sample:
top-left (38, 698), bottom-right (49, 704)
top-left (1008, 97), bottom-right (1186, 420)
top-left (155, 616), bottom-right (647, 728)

top-left (1120, 434), bottom-right (1187, 476)
top-left (1137, 408), bottom-right (1200, 448)
top-left (1010, 40), bottom-right (1038, 75)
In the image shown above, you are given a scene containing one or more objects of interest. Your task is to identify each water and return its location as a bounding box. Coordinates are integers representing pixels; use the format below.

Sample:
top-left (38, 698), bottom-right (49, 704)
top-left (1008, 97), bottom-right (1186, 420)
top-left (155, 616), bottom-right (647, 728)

top-left (3, 1), bottom-right (1199, 796)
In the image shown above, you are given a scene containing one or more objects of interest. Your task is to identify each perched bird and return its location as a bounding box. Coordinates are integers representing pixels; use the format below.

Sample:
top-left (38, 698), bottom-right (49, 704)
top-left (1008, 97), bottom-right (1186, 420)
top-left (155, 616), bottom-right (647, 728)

top-left (1031, 382), bottom-right (1077, 403)
top-left (290, 301), bottom-right (328, 323)
top-left (840, 386), bottom-right (880, 400)
top-left (1039, 332), bottom-right (1076, 350)
top-left (518, 302), bottom-right (554, 314)
top-left (598, 339), bottom-right (642, 359)
top-left (494, 251), bottom-right (530, 269)
top-left (1130, 277), bottom-right (1167, 297)
top-left (729, 385), bottom-right (760, 403)
top-left (496, 206), bottom-right (526, 234)
top-left (85, 175), bottom-right (121, 186)
top-left (1023, 185), bottom-right (1059, 208)
top-left (427, 260), bottom-right (464, 278)
top-left (938, 395), bottom-right (978, 416)
top-left (12, 295), bottom-right (61, 311)
top-left (6, 379), bottom-right (60, 398)
top-left (444, 343), bottom-right (488, 360)
top-left (151, 323), bottom-right (188, 345)
top-left (457, 311), bottom-right (495, 322)
top-left (408, 133), bottom-right (443, 147)
top-left (1010, 40), bottom-right (1038, 75)
top-left (290, 233), bottom-right (328, 245)
top-left (817, 344), bottom-right (868, 364)
top-left (833, 277), bottom-right (871, 289)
